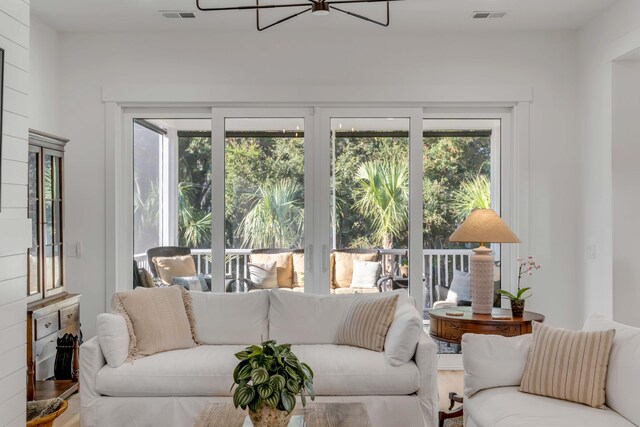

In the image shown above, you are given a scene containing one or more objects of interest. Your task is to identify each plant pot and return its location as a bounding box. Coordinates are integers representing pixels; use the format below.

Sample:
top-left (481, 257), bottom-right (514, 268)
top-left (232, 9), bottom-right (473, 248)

top-left (510, 299), bottom-right (525, 317)
top-left (399, 266), bottom-right (409, 278)
top-left (249, 405), bottom-right (293, 427)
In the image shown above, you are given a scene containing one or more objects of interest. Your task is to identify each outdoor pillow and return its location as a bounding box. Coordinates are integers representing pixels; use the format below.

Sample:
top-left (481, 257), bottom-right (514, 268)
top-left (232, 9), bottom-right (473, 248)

top-left (292, 252), bottom-right (305, 287)
top-left (462, 333), bottom-right (532, 397)
top-left (384, 302), bottom-right (422, 366)
top-left (447, 270), bottom-right (471, 303)
top-left (336, 293), bottom-right (398, 352)
top-left (249, 252), bottom-right (293, 288)
top-left (248, 261), bottom-right (278, 289)
top-left (96, 313), bottom-right (130, 368)
top-left (333, 252), bottom-right (378, 288)
top-left (112, 286), bottom-right (197, 359)
top-left (152, 255), bottom-right (197, 285)
top-left (172, 274), bottom-right (209, 292)
top-left (519, 321), bottom-right (615, 408)
top-left (350, 260), bottom-right (380, 288)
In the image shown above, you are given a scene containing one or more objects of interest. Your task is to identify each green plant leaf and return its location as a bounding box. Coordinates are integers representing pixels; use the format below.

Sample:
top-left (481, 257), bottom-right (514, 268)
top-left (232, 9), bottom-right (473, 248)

top-left (304, 380), bottom-right (315, 399)
top-left (301, 363), bottom-right (314, 380)
top-left (300, 389), bottom-right (307, 407)
top-left (251, 367), bottom-right (269, 385)
top-left (269, 374), bottom-right (286, 391)
top-left (496, 289), bottom-right (517, 300)
top-left (234, 350), bottom-right (252, 361)
top-left (257, 383), bottom-right (274, 399)
top-left (237, 364), bottom-right (253, 381)
top-left (285, 365), bottom-right (299, 380)
top-left (233, 385), bottom-right (255, 409)
top-left (286, 378), bottom-right (300, 394)
top-left (248, 398), bottom-right (261, 413)
top-left (264, 392), bottom-right (280, 408)
top-left (516, 287), bottom-right (532, 300)
top-left (280, 390), bottom-right (296, 413)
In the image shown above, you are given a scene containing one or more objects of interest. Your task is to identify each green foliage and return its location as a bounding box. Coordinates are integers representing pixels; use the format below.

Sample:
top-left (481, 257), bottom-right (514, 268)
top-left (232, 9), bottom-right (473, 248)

top-left (451, 175), bottom-right (491, 222)
top-left (496, 287), bottom-right (532, 301)
top-left (353, 160), bottom-right (409, 249)
top-left (232, 340), bottom-right (315, 414)
top-left (238, 180), bottom-right (304, 249)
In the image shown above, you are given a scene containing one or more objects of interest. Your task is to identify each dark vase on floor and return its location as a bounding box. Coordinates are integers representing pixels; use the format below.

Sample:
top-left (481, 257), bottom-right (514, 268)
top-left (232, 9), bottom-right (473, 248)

top-left (510, 299), bottom-right (525, 317)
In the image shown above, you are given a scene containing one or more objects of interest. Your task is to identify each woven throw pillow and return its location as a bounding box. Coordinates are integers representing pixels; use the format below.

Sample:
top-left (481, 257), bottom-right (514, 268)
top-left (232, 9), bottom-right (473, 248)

top-left (153, 255), bottom-right (197, 285)
top-left (248, 261), bottom-right (278, 289)
top-left (112, 286), bottom-right (198, 359)
top-left (350, 260), bottom-right (380, 288)
top-left (336, 294), bottom-right (399, 352)
top-left (519, 321), bottom-right (615, 408)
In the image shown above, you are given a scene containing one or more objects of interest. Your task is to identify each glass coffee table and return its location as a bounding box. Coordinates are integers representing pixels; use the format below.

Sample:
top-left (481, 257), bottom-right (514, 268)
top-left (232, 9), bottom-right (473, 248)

top-left (194, 402), bottom-right (371, 427)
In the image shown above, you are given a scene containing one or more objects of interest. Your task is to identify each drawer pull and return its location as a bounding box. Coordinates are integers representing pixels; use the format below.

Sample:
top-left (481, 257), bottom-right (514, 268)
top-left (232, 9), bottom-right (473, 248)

top-left (66, 313), bottom-right (73, 319)
top-left (45, 321), bottom-right (52, 328)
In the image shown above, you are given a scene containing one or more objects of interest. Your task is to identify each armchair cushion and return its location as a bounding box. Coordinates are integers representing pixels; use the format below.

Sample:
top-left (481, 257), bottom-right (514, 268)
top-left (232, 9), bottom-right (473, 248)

top-left (292, 252), bottom-right (305, 286)
top-left (462, 333), bottom-right (532, 397)
top-left (333, 252), bottom-right (378, 288)
top-left (152, 255), bottom-right (197, 285)
top-left (250, 252), bottom-right (293, 288)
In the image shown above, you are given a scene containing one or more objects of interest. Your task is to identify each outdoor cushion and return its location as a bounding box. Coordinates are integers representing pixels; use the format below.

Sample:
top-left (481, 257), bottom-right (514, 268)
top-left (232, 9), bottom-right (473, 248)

top-left (152, 255), bottom-right (197, 285)
top-left (333, 252), bottom-right (378, 288)
top-left (191, 291), bottom-right (269, 345)
top-left (96, 344), bottom-right (420, 397)
top-left (350, 260), bottom-right (380, 288)
top-left (249, 253), bottom-right (293, 288)
top-left (247, 261), bottom-right (278, 289)
top-left (172, 275), bottom-right (209, 292)
top-left (332, 287), bottom-right (379, 294)
top-left (583, 314), bottom-right (640, 425)
top-left (465, 386), bottom-right (634, 427)
top-left (292, 252), bottom-right (305, 286)
top-left (446, 270), bottom-right (471, 303)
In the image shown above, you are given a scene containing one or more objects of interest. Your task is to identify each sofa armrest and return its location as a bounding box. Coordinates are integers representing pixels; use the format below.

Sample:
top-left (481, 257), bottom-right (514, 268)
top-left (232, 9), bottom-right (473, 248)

top-left (80, 336), bottom-right (106, 426)
top-left (414, 331), bottom-right (439, 427)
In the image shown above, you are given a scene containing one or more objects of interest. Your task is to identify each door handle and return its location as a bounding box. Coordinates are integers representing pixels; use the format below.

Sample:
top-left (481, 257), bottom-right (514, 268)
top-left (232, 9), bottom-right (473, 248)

top-left (306, 245), bottom-right (313, 274)
top-left (322, 245), bottom-right (329, 273)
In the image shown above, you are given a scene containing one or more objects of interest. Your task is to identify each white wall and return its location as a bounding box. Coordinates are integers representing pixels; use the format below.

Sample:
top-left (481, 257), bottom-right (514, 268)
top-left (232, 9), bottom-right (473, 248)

top-left (57, 29), bottom-right (582, 337)
top-left (0, 0), bottom-right (32, 425)
top-left (29, 15), bottom-right (60, 135)
top-left (578, 0), bottom-right (640, 323)
top-left (612, 59), bottom-right (640, 327)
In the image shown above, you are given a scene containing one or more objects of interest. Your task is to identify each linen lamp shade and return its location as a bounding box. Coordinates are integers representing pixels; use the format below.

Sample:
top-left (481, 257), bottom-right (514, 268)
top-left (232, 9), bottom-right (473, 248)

top-left (449, 209), bottom-right (520, 314)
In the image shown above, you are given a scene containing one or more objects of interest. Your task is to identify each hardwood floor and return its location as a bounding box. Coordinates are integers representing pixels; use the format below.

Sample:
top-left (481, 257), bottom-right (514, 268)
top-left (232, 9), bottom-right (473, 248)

top-left (55, 371), bottom-right (464, 427)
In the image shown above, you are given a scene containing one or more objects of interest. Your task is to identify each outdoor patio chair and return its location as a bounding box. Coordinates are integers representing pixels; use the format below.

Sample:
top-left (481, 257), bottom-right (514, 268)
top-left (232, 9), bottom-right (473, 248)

top-left (331, 248), bottom-right (395, 294)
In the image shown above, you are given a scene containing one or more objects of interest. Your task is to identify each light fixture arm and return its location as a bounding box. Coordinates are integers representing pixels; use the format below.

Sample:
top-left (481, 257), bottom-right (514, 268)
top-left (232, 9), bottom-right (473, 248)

top-left (330, 2), bottom-right (390, 27)
top-left (257, 6), bottom-right (312, 31)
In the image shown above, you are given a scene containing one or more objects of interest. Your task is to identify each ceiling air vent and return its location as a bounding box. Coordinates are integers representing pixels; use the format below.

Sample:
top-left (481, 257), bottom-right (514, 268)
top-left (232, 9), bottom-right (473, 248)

top-left (473, 11), bottom-right (507, 19)
top-left (161, 11), bottom-right (196, 19)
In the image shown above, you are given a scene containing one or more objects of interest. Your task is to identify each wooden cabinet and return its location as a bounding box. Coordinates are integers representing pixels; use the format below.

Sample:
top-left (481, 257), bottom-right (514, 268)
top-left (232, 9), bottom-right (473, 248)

top-left (27, 292), bottom-right (81, 401)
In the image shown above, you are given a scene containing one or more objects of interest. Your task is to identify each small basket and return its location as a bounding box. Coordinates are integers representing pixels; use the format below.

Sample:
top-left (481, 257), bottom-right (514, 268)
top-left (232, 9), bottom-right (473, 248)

top-left (26, 399), bottom-right (68, 427)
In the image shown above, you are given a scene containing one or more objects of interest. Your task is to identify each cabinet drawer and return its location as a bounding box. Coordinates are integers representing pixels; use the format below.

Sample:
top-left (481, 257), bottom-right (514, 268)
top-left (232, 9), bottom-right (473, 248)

top-left (35, 312), bottom-right (59, 340)
top-left (60, 304), bottom-right (79, 329)
top-left (35, 333), bottom-right (58, 364)
top-left (36, 356), bottom-right (55, 381)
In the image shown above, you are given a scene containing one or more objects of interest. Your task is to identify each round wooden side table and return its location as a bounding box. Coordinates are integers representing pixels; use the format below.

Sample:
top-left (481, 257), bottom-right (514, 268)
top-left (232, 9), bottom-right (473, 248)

top-left (428, 306), bottom-right (545, 427)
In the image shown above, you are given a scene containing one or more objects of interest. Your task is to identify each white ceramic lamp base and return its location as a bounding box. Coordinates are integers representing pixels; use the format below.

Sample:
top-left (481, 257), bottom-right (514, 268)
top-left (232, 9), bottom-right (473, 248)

top-left (470, 245), bottom-right (495, 314)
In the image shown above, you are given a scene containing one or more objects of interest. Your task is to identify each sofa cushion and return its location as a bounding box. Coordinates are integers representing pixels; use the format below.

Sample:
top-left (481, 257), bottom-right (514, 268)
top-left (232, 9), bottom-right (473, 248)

top-left (96, 313), bottom-right (130, 368)
top-left (385, 303), bottom-right (423, 366)
top-left (583, 314), bottom-right (640, 425)
top-left (462, 333), bottom-right (532, 397)
top-left (336, 294), bottom-right (398, 352)
top-left (96, 344), bottom-right (419, 398)
top-left (269, 289), bottom-right (413, 345)
top-left (466, 386), bottom-right (635, 427)
top-left (519, 321), bottom-right (615, 408)
top-left (96, 345), bottom-right (247, 397)
top-left (291, 345), bottom-right (420, 395)
top-left (191, 291), bottom-right (269, 345)
top-left (249, 252), bottom-right (293, 288)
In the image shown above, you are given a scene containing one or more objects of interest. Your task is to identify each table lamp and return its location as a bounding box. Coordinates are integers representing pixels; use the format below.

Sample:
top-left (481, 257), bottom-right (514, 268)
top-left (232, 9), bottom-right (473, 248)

top-left (449, 209), bottom-right (520, 314)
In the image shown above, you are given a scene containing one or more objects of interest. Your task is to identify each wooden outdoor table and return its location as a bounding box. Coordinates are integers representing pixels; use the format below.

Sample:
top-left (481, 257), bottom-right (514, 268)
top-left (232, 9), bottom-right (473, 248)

top-left (194, 402), bottom-right (371, 427)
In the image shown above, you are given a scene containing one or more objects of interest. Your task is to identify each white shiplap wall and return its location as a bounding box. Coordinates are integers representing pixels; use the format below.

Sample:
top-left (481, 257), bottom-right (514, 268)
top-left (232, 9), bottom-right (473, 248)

top-left (0, 0), bottom-right (32, 425)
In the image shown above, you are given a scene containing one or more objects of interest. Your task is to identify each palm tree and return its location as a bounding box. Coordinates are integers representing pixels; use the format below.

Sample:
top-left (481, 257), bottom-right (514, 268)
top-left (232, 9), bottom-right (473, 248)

top-left (451, 175), bottom-right (491, 222)
top-left (178, 182), bottom-right (212, 248)
top-left (238, 179), bottom-right (304, 249)
top-left (353, 161), bottom-right (409, 249)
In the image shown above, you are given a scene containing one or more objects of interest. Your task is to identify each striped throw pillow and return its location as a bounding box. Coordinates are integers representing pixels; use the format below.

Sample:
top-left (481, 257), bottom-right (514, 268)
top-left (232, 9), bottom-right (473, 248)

top-left (336, 294), bottom-right (398, 352)
top-left (519, 321), bottom-right (615, 408)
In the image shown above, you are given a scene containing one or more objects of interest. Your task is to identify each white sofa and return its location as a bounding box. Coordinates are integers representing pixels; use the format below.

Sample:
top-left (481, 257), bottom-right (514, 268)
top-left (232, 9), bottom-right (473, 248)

top-left (463, 314), bottom-right (640, 427)
top-left (80, 289), bottom-right (439, 427)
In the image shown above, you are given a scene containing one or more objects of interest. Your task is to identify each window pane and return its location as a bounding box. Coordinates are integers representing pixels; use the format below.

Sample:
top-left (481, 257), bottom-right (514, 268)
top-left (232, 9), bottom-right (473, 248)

top-left (423, 119), bottom-right (500, 354)
top-left (330, 118), bottom-right (409, 293)
top-left (28, 151), bottom-right (40, 296)
top-left (44, 201), bottom-right (53, 246)
top-left (225, 118), bottom-right (305, 292)
top-left (53, 245), bottom-right (62, 288)
top-left (44, 245), bottom-right (53, 291)
top-left (29, 248), bottom-right (39, 296)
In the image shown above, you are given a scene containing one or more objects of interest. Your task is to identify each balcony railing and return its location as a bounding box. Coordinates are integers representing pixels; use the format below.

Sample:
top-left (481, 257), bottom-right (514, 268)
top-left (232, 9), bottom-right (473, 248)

top-left (134, 248), bottom-right (473, 308)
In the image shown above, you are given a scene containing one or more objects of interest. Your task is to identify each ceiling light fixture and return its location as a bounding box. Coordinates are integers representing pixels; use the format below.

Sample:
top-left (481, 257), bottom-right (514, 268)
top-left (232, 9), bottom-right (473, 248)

top-left (195, 0), bottom-right (404, 31)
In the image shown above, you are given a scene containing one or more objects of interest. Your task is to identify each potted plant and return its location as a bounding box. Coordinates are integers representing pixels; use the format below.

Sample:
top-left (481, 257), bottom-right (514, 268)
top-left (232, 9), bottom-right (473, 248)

top-left (231, 340), bottom-right (315, 427)
top-left (496, 256), bottom-right (540, 317)
top-left (399, 259), bottom-right (409, 278)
